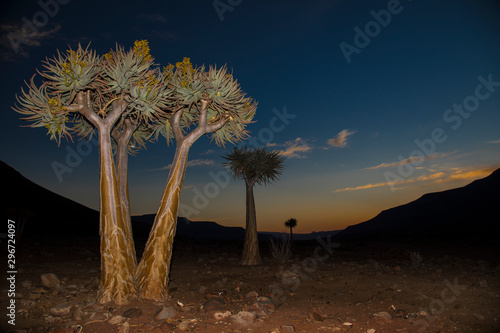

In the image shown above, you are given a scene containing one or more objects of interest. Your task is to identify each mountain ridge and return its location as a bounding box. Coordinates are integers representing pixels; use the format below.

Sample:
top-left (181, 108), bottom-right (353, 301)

top-left (337, 168), bottom-right (500, 240)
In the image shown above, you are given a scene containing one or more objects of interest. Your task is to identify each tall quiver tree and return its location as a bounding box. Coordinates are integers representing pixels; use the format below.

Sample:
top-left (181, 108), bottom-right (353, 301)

top-left (284, 218), bottom-right (297, 243)
top-left (13, 41), bottom-right (172, 305)
top-left (224, 147), bottom-right (285, 265)
top-left (134, 58), bottom-right (257, 301)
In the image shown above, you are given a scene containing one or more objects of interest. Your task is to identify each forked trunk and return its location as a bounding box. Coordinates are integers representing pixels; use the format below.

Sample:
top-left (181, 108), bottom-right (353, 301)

top-left (241, 182), bottom-right (261, 265)
top-left (96, 127), bottom-right (136, 305)
top-left (116, 129), bottom-right (138, 269)
top-left (134, 142), bottom-right (190, 301)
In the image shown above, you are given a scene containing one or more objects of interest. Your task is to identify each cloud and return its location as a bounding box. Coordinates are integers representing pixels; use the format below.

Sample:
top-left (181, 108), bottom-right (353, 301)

top-left (327, 129), bottom-right (356, 148)
top-left (0, 21), bottom-right (61, 61)
top-left (364, 151), bottom-right (457, 170)
top-left (487, 140), bottom-right (500, 144)
top-left (333, 167), bottom-right (495, 192)
top-left (151, 159), bottom-right (215, 171)
top-left (201, 149), bottom-right (216, 155)
top-left (269, 137), bottom-right (312, 158)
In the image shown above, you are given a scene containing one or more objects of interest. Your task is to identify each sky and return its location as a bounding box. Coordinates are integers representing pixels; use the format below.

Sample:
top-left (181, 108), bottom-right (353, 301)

top-left (1, 0), bottom-right (499, 233)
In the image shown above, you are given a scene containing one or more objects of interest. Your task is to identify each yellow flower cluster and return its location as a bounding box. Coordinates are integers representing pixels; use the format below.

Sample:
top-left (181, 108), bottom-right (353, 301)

top-left (134, 40), bottom-right (151, 60)
top-left (48, 98), bottom-right (67, 112)
top-left (175, 57), bottom-right (195, 88)
top-left (104, 52), bottom-right (113, 61)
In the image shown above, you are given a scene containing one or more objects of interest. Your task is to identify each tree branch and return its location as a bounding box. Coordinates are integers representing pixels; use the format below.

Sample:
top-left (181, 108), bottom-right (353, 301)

top-left (171, 107), bottom-right (184, 143)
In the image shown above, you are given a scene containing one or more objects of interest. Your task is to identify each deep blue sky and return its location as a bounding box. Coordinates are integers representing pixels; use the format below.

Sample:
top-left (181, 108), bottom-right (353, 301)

top-left (1, 0), bottom-right (499, 232)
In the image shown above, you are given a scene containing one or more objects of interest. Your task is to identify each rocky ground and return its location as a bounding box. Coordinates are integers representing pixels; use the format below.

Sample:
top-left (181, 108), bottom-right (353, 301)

top-left (1, 235), bottom-right (499, 333)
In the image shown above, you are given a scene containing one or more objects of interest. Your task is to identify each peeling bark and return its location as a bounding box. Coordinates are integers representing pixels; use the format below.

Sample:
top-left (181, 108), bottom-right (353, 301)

top-left (96, 125), bottom-right (136, 305)
top-left (115, 120), bottom-right (139, 270)
top-left (134, 141), bottom-right (190, 301)
top-left (241, 181), bottom-right (261, 265)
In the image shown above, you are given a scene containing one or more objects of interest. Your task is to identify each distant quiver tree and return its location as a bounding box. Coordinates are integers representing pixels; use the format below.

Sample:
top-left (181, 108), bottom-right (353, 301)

top-left (224, 147), bottom-right (285, 265)
top-left (284, 217), bottom-right (297, 243)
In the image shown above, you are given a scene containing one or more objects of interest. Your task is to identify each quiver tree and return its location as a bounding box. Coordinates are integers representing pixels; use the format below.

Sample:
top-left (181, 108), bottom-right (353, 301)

top-left (134, 58), bottom-right (257, 301)
top-left (224, 147), bottom-right (285, 265)
top-left (13, 41), bottom-right (172, 305)
top-left (284, 218), bottom-right (297, 243)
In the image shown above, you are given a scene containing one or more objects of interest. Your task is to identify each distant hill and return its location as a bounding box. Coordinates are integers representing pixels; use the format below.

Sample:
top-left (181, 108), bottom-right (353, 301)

top-left (1, 161), bottom-right (100, 239)
top-left (337, 168), bottom-right (500, 240)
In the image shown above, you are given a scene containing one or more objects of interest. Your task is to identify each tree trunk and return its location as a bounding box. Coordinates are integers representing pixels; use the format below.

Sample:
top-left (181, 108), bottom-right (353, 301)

top-left (134, 141), bottom-right (190, 301)
top-left (96, 127), bottom-right (136, 305)
top-left (289, 227), bottom-right (293, 243)
top-left (116, 123), bottom-right (138, 270)
top-left (241, 181), bottom-right (261, 265)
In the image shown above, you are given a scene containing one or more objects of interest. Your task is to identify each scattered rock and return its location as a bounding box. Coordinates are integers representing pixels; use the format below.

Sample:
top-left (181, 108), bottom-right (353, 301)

top-left (281, 324), bottom-right (296, 332)
top-left (249, 296), bottom-right (275, 317)
top-left (229, 311), bottom-right (256, 325)
top-left (40, 273), bottom-right (60, 288)
top-left (118, 322), bottom-right (130, 333)
top-left (178, 319), bottom-right (197, 331)
top-left (155, 306), bottom-right (179, 320)
top-left (123, 307), bottom-right (142, 318)
top-left (373, 311), bottom-right (392, 320)
top-left (49, 303), bottom-right (73, 316)
top-left (245, 291), bottom-right (259, 299)
top-left (71, 306), bottom-right (84, 321)
top-left (108, 314), bottom-right (127, 325)
top-left (213, 310), bottom-right (232, 320)
top-left (366, 329), bottom-right (376, 333)
top-left (44, 315), bottom-right (63, 324)
top-left (268, 284), bottom-right (288, 305)
top-left (203, 297), bottom-right (226, 313)
top-left (308, 309), bottom-right (324, 322)
top-left (281, 271), bottom-right (300, 287)
top-left (394, 266), bottom-right (401, 272)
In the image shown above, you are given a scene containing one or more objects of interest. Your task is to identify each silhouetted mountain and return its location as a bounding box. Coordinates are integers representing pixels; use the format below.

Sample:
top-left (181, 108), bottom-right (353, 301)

top-left (337, 168), bottom-right (500, 240)
top-left (1, 161), bottom-right (99, 239)
top-left (132, 214), bottom-right (246, 240)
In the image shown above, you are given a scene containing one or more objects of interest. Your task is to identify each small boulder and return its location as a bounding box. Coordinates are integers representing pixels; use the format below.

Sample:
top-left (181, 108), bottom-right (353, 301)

top-left (123, 307), bottom-right (142, 319)
top-left (373, 311), bottom-right (392, 320)
top-left (40, 273), bottom-right (60, 288)
top-left (155, 306), bottom-right (179, 320)
top-left (49, 303), bottom-right (73, 316)
top-left (229, 311), bottom-right (256, 325)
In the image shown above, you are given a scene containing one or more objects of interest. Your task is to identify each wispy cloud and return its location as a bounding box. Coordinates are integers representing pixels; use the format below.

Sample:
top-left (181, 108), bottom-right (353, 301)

top-left (149, 159), bottom-right (215, 171)
top-left (364, 151), bottom-right (457, 170)
top-left (268, 137), bottom-right (312, 159)
top-left (327, 129), bottom-right (356, 148)
top-left (333, 167), bottom-right (495, 193)
top-left (487, 140), bottom-right (500, 144)
top-left (0, 22), bottom-right (61, 61)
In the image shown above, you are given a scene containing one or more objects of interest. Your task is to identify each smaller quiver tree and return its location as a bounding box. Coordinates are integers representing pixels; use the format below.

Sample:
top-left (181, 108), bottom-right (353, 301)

top-left (284, 217), bottom-right (297, 243)
top-left (224, 147), bottom-right (285, 265)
